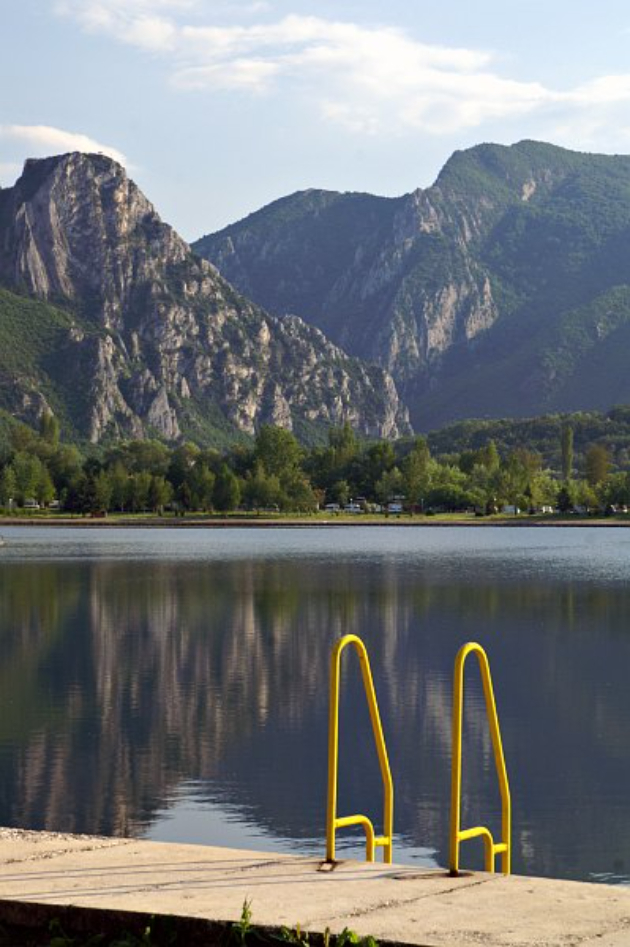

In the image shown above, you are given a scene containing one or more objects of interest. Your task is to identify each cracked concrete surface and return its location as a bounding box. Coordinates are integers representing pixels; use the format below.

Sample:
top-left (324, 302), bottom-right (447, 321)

top-left (0, 830), bottom-right (629, 946)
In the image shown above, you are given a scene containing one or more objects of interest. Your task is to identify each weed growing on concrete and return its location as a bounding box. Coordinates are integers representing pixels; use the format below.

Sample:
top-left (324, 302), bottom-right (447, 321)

top-left (43, 915), bottom-right (176, 947)
top-left (0, 902), bottom-right (378, 947)
top-left (230, 901), bottom-right (379, 947)
top-left (231, 899), bottom-right (254, 946)
top-left (335, 930), bottom-right (378, 947)
top-left (278, 922), bottom-right (309, 947)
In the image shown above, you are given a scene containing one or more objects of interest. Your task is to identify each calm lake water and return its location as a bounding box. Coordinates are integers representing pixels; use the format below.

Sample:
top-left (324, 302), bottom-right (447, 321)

top-left (0, 525), bottom-right (629, 884)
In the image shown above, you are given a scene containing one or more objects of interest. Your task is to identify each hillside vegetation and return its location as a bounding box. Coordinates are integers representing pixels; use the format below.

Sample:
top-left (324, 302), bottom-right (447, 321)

top-left (3, 406), bottom-right (630, 518)
top-left (196, 140), bottom-right (630, 429)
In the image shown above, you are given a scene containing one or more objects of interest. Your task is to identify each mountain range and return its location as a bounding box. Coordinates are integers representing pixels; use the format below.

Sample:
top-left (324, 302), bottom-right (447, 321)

top-left (0, 154), bottom-right (409, 445)
top-left (3, 140), bottom-right (630, 447)
top-left (195, 140), bottom-right (630, 431)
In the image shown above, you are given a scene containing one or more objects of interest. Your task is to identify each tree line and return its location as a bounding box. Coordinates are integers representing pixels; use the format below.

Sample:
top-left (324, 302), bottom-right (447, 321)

top-left (0, 412), bottom-right (627, 516)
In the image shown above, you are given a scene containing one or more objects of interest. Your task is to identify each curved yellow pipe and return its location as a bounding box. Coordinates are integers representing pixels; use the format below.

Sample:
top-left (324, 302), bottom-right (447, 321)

top-left (449, 642), bottom-right (511, 876)
top-left (326, 634), bottom-right (394, 863)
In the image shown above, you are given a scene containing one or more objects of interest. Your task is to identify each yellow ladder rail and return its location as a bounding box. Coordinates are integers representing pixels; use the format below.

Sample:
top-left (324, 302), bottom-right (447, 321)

top-left (326, 634), bottom-right (394, 864)
top-left (449, 642), bottom-right (511, 876)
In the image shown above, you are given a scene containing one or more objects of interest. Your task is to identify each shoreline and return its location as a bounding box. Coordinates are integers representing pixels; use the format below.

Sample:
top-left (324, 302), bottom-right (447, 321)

top-left (1, 515), bottom-right (630, 528)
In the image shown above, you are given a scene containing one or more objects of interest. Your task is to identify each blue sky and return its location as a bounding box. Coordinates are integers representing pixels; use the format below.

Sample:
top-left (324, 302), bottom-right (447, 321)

top-left (3, 0), bottom-right (630, 239)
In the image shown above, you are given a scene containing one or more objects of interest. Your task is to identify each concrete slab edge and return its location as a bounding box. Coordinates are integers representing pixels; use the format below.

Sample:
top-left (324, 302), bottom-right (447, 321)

top-left (0, 897), bottom-right (433, 947)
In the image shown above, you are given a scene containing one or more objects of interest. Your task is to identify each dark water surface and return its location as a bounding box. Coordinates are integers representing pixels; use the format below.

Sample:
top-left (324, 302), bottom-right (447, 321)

top-left (1, 525), bottom-right (630, 884)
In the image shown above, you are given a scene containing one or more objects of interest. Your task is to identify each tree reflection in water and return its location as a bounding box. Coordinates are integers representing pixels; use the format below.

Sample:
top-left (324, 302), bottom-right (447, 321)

top-left (0, 537), bottom-right (629, 884)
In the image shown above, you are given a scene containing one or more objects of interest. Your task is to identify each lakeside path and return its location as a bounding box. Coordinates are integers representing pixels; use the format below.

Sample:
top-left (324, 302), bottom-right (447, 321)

top-left (2, 515), bottom-right (630, 528)
top-left (0, 830), bottom-right (629, 946)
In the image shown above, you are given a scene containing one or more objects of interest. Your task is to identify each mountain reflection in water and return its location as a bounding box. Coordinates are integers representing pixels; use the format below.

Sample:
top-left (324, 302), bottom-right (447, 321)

top-left (0, 526), bottom-right (629, 884)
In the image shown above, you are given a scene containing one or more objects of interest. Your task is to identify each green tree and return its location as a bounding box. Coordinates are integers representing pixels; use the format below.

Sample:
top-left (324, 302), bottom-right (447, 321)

top-left (39, 410), bottom-right (60, 446)
top-left (128, 471), bottom-right (152, 512)
top-left (109, 462), bottom-right (130, 512)
top-left (36, 466), bottom-right (56, 507)
top-left (148, 475), bottom-right (173, 514)
top-left (48, 445), bottom-right (83, 496)
top-left (574, 479), bottom-right (598, 512)
top-left (328, 423), bottom-right (358, 464)
top-left (110, 440), bottom-right (171, 476)
top-left (597, 472), bottom-right (629, 509)
top-left (93, 470), bottom-right (114, 512)
top-left (280, 471), bottom-right (318, 512)
top-left (242, 464), bottom-right (282, 511)
top-left (426, 483), bottom-right (470, 511)
top-left (177, 480), bottom-right (193, 514)
top-left (532, 470), bottom-right (558, 508)
top-left (402, 438), bottom-right (432, 510)
top-left (585, 444), bottom-right (610, 486)
top-left (352, 441), bottom-right (395, 499)
top-left (214, 465), bottom-right (241, 512)
top-left (466, 463), bottom-right (501, 514)
top-left (255, 426), bottom-right (301, 478)
top-left (168, 443), bottom-right (201, 490)
top-left (188, 464), bottom-right (216, 510)
top-left (561, 425), bottom-right (574, 481)
top-left (478, 440), bottom-right (500, 472)
top-left (0, 465), bottom-right (16, 507)
top-left (64, 472), bottom-right (89, 514)
top-left (9, 424), bottom-right (38, 454)
top-left (499, 452), bottom-right (530, 512)
top-left (375, 467), bottom-right (404, 505)
top-left (511, 449), bottom-right (542, 510)
top-left (11, 452), bottom-right (44, 504)
top-left (329, 479), bottom-right (350, 507)
top-left (557, 482), bottom-right (576, 513)
top-left (458, 450), bottom-right (478, 475)
top-left (426, 463), bottom-right (469, 511)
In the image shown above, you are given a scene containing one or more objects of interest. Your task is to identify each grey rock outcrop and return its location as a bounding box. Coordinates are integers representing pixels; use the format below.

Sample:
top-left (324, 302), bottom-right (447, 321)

top-left (0, 154), bottom-right (410, 442)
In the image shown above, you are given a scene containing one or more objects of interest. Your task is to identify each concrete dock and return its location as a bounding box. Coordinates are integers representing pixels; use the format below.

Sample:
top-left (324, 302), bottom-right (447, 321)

top-left (0, 829), bottom-right (629, 945)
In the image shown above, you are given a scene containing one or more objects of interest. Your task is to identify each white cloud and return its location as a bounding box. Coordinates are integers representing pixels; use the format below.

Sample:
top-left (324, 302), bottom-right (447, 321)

top-left (55, 1), bottom-right (180, 50)
top-left (173, 16), bottom-right (559, 133)
top-left (571, 74), bottom-right (630, 105)
top-left (52, 3), bottom-right (630, 140)
top-left (176, 58), bottom-right (280, 91)
top-left (123, 15), bottom-right (178, 51)
top-left (0, 125), bottom-right (127, 165)
top-left (55, 0), bottom-right (195, 13)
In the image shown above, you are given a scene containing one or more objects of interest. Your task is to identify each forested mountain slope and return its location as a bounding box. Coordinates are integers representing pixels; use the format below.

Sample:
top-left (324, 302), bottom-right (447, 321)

top-left (195, 141), bottom-right (630, 429)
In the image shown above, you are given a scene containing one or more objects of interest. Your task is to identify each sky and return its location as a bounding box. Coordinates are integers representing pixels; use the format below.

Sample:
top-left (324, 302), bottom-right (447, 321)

top-left (3, 0), bottom-right (630, 240)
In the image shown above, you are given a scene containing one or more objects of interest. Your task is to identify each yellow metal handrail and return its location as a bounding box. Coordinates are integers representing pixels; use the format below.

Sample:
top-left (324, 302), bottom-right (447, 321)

top-left (449, 642), bottom-right (511, 876)
top-left (326, 634), bottom-right (394, 863)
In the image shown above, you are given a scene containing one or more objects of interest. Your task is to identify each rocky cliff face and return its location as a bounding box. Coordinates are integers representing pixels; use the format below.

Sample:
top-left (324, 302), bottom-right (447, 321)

top-left (195, 140), bottom-right (630, 428)
top-left (0, 154), bottom-right (410, 442)
top-left (193, 151), bottom-right (520, 404)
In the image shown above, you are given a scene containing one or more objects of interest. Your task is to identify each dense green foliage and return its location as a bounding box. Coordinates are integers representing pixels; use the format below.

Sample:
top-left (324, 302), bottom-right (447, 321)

top-left (418, 148), bottom-right (630, 422)
top-left (426, 406), bottom-right (630, 472)
top-left (4, 406), bottom-right (630, 516)
top-left (194, 190), bottom-right (404, 327)
top-left (0, 287), bottom-right (97, 434)
top-left (0, 287), bottom-right (76, 375)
